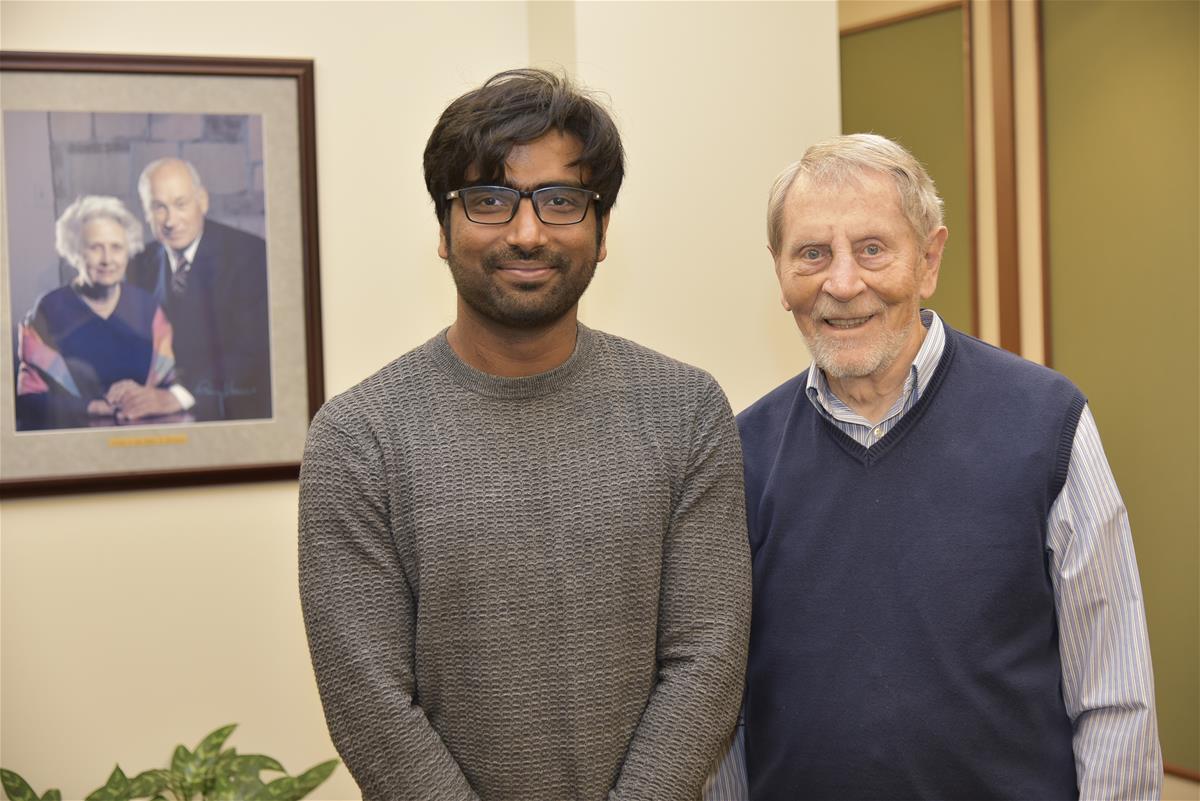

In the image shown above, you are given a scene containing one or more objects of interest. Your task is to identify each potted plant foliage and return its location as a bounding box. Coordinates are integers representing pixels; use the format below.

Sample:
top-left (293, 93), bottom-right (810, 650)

top-left (0, 724), bottom-right (337, 801)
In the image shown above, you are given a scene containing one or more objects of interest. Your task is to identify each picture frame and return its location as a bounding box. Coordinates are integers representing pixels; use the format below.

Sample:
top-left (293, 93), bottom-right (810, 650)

top-left (0, 51), bottom-right (324, 497)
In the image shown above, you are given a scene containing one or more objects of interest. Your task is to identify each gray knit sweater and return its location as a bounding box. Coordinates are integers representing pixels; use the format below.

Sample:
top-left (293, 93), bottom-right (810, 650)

top-left (298, 324), bottom-right (750, 801)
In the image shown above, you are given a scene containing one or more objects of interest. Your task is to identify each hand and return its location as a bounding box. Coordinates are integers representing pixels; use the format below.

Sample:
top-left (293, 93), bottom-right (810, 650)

top-left (86, 398), bottom-right (115, 416)
top-left (105, 380), bottom-right (183, 422)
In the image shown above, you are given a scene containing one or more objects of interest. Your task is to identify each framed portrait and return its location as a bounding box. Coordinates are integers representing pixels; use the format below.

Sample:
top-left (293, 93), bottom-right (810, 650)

top-left (0, 52), bottom-right (323, 497)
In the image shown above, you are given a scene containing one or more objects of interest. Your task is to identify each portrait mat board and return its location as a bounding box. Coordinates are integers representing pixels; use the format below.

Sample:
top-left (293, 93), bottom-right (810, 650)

top-left (0, 53), bottom-right (323, 495)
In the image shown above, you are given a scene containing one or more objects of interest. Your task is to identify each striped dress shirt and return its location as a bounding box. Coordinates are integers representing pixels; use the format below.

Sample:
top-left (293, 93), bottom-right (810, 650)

top-left (704, 310), bottom-right (1161, 801)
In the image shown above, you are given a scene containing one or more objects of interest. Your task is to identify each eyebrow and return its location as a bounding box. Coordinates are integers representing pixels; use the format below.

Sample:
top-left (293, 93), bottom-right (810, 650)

top-left (789, 241), bottom-right (826, 255)
top-left (466, 179), bottom-right (588, 191)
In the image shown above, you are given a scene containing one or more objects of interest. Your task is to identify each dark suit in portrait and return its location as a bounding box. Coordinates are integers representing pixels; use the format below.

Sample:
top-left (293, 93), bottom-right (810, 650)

top-left (128, 218), bottom-right (272, 421)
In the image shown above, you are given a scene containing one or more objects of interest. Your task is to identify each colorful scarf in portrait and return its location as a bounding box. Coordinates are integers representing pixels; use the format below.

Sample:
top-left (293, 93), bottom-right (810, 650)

top-left (15, 283), bottom-right (177, 430)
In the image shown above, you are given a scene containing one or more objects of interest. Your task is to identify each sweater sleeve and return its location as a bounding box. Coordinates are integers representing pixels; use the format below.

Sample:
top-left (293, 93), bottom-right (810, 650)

top-left (610, 380), bottom-right (752, 800)
top-left (298, 409), bottom-right (481, 801)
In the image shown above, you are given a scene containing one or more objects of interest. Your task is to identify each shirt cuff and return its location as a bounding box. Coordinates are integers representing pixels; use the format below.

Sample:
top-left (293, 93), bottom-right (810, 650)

top-left (169, 383), bottom-right (195, 411)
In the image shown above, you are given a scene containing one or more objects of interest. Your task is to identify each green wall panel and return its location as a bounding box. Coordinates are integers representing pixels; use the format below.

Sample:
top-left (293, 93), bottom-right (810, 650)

top-left (1044, 0), bottom-right (1199, 771)
top-left (841, 7), bottom-right (973, 335)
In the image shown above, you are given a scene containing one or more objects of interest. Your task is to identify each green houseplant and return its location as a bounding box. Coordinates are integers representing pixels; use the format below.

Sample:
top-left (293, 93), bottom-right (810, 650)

top-left (0, 724), bottom-right (337, 801)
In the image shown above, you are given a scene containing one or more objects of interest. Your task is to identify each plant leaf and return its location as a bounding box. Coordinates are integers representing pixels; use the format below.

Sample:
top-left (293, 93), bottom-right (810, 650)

top-left (206, 751), bottom-right (240, 801)
top-left (228, 755), bottom-right (284, 778)
top-left (193, 725), bottom-right (236, 764)
top-left (126, 770), bottom-right (169, 799)
top-left (169, 746), bottom-right (191, 776)
top-left (169, 743), bottom-right (207, 801)
top-left (289, 761), bottom-right (337, 800)
top-left (205, 776), bottom-right (236, 801)
top-left (247, 763), bottom-right (336, 801)
top-left (0, 770), bottom-right (41, 801)
top-left (84, 765), bottom-right (131, 801)
top-left (185, 725), bottom-right (233, 799)
top-left (157, 769), bottom-right (188, 801)
top-left (210, 753), bottom-right (283, 801)
top-left (39, 791), bottom-right (61, 801)
top-left (246, 776), bottom-right (297, 801)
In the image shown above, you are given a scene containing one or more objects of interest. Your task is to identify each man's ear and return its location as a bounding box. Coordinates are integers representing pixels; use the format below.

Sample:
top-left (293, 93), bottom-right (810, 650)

top-left (919, 226), bottom-right (948, 300)
top-left (438, 218), bottom-right (449, 260)
top-left (596, 212), bottom-right (611, 263)
top-left (197, 186), bottom-right (210, 217)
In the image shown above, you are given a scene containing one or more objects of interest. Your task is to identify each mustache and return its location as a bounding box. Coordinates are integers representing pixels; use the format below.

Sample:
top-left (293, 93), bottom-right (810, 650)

top-left (483, 246), bottom-right (572, 271)
top-left (811, 297), bottom-right (885, 321)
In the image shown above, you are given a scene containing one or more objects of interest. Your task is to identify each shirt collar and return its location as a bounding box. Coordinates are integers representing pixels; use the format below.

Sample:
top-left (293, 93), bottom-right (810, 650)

top-left (165, 234), bottom-right (202, 273)
top-left (805, 308), bottom-right (945, 413)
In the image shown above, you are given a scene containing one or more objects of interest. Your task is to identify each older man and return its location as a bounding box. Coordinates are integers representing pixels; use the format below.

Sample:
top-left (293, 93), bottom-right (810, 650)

top-left (298, 69), bottom-right (750, 801)
top-left (735, 134), bottom-right (1160, 800)
top-left (128, 157), bottom-right (271, 421)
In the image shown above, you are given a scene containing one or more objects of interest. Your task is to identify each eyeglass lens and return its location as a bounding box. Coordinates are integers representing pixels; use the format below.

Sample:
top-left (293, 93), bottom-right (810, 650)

top-left (460, 186), bottom-right (592, 224)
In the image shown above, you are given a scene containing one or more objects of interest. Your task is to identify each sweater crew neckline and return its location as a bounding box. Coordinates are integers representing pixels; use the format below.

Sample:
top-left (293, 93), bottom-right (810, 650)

top-left (425, 323), bottom-right (596, 399)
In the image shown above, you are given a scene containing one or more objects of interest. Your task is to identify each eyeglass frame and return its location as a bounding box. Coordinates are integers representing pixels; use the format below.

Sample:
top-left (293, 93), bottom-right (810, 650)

top-left (444, 185), bottom-right (602, 226)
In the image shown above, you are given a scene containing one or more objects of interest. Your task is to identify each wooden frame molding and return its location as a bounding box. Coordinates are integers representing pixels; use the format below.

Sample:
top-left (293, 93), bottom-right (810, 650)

top-left (1034, 0), bottom-right (1054, 366)
top-left (0, 51), bottom-right (326, 497)
top-left (1165, 761), bottom-right (1200, 783)
top-left (961, 0), bottom-right (980, 335)
top-left (840, 0), bottom-right (963, 36)
top-left (988, 0), bottom-right (1022, 354)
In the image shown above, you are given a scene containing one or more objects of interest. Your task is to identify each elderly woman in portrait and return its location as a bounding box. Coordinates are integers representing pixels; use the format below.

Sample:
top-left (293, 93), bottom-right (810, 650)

top-left (16, 195), bottom-right (188, 430)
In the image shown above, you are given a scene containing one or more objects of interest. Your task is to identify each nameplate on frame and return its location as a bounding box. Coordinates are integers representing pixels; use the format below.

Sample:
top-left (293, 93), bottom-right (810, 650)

top-left (107, 434), bottom-right (189, 449)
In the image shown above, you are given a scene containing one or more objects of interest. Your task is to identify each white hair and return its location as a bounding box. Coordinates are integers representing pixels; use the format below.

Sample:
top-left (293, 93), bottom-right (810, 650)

top-left (136, 157), bottom-right (205, 215)
top-left (767, 133), bottom-right (945, 252)
top-left (54, 195), bottom-right (145, 270)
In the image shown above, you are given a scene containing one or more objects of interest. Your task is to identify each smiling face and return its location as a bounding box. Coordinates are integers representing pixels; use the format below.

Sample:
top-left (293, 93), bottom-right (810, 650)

top-left (79, 217), bottom-right (130, 289)
top-left (438, 130), bottom-right (608, 330)
top-left (771, 170), bottom-right (946, 381)
top-left (144, 160), bottom-right (208, 252)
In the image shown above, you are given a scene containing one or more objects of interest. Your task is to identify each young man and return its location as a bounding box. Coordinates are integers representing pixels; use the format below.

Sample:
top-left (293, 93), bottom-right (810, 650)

top-left (299, 69), bottom-right (750, 801)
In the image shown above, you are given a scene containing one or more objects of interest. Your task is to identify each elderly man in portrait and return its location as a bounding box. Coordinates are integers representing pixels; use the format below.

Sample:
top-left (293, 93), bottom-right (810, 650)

top-left (734, 134), bottom-right (1160, 800)
top-left (128, 157), bottom-right (271, 421)
top-left (298, 69), bottom-right (749, 801)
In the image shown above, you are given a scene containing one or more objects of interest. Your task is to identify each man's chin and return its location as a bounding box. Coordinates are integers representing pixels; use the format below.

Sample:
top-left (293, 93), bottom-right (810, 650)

top-left (818, 359), bottom-right (880, 380)
top-left (482, 299), bottom-right (576, 329)
top-left (804, 336), bottom-right (887, 380)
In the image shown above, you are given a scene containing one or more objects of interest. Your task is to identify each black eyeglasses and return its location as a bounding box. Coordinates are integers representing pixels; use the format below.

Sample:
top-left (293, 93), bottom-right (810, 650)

top-left (445, 185), bottom-right (600, 225)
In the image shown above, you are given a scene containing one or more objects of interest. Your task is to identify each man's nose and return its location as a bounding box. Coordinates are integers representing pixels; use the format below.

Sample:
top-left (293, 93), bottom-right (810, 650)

top-left (822, 249), bottom-right (866, 301)
top-left (504, 197), bottom-right (549, 250)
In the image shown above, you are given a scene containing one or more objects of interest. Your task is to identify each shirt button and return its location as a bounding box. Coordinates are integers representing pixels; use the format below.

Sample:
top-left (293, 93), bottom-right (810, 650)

top-left (873, 427), bottom-right (883, 437)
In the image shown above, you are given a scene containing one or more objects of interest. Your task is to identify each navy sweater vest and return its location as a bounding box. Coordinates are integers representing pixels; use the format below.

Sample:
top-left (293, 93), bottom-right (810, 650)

top-left (738, 325), bottom-right (1086, 801)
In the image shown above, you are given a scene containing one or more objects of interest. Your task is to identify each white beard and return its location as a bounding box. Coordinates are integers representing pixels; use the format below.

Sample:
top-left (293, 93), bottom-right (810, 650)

top-left (804, 312), bottom-right (915, 379)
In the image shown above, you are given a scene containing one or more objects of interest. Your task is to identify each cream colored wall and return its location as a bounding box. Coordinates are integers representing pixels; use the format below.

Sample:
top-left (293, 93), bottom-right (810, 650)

top-left (573, 1), bottom-right (841, 411)
top-left (0, 2), bottom-right (840, 799)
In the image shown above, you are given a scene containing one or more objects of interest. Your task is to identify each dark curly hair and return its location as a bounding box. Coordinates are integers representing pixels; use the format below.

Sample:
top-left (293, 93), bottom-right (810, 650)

top-left (423, 69), bottom-right (625, 227)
